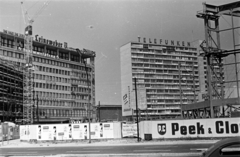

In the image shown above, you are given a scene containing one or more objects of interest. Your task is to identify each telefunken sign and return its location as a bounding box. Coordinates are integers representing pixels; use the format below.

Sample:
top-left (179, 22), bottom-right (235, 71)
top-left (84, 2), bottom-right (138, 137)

top-left (137, 37), bottom-right (191, 47)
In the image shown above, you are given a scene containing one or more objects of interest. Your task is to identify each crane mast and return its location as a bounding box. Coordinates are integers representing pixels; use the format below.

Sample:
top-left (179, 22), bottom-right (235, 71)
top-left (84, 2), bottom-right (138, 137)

top-left (23, 25), bottom-right (34, 124)
top-left (21, 1), bottom-right (48, 124)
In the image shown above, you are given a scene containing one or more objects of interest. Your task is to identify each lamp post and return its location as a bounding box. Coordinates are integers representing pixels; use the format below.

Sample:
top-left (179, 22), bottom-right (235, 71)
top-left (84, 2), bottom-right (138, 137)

top-left (37, 94), bottom-right (39, 123)
top-left (76, 48), bottom-right (91, 143)
top-left (98, 101), bottom-right (100, 122)
top-left (84, 60), bottom-right (91, 143)
top-left (134, 77), bottom-right (140, 142)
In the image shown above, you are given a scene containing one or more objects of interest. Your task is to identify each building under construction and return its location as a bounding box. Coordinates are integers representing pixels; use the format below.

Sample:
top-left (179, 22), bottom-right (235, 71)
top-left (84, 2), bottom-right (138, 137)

top-left (182, 1), bottom-right (240, 119)
top-left (0, 29), bottom-right (96, 124)
top-left (0, 57), bottom-right (23, 123)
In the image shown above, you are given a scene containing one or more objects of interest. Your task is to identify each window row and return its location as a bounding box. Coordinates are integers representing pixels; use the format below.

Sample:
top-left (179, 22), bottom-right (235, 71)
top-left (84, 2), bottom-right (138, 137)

top-left (0, 37), bottom-right (87, 64)
top-left (33, 97), bottom-right (87, 108)
top-left (0, 49), bottom-right (91, 72)
top-left (39, 109), bottom-right (87, 117)
top-left (34, 83), bottom-right (90, 93)
top-left (34, 91), bottom-right (89, 102)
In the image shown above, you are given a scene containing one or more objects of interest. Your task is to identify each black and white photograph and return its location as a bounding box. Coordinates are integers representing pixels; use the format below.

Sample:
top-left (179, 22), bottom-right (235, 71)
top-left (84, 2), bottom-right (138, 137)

top-left (0, 0), bottom-right (240, 157)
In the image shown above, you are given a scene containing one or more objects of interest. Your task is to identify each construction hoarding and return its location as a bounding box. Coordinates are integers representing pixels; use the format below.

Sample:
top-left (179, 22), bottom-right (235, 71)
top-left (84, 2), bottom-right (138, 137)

top-left (20, 122), bottom-right (121, 141)
top-left (139, 118), bottom-right (240, 139)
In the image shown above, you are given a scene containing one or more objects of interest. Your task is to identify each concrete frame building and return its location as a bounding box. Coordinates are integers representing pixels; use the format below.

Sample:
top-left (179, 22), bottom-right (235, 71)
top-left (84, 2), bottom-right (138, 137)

top-left (0, 29), bottom-right (96, 123)
top-left (120, 38), bottom-right (200, 120)
top-left (0, 58), bottom-right (23, 123)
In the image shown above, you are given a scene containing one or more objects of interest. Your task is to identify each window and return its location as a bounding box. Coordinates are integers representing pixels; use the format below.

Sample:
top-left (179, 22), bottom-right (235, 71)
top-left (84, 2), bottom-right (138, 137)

top-left (220, 143), bottom-right (240, 156)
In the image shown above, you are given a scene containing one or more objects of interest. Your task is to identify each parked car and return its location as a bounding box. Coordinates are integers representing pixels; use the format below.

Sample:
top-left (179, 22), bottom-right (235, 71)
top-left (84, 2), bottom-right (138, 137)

top-left (201, 137), bottom-right (240, 157)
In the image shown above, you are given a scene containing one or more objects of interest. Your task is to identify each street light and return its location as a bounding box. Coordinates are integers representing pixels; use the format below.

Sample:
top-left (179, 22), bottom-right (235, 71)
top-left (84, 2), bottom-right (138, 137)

top-left (76, 49), bottom-right (91, 143)
top-left (134, 77), bottom-right (140, 142)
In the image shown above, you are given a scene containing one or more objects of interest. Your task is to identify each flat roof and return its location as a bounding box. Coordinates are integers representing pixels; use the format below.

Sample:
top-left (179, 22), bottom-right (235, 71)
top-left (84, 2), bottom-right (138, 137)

top-left (182, 97), bottom-right (240, 111)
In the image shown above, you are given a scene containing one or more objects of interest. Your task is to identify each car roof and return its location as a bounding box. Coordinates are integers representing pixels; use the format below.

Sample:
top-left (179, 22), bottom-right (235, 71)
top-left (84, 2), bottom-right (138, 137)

top-left (207, 137), bottom-right (240, 152)
top-left (204, 137), bottom-right (240, 156)
top-left (214, 137), bottom-right (240, 147)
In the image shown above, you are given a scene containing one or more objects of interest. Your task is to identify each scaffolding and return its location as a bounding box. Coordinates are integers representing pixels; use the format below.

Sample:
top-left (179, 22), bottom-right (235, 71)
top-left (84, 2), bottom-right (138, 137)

top-left (182, 1), bottom-right (240, 119)
top-left (0, 56), bottom-right (24, 122)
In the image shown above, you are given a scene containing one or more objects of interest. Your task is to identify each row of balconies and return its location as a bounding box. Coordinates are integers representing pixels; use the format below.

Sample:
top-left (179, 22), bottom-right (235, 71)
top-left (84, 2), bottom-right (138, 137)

top-left (143, 86), bottom-right (198, 90)
top-left (136, 81), bottom-right (200, 85)
top-left (131, 58), bottom-right (197, 63)
top-left (131, 55), bottom-right (198, 62)
top-left (131, 48), bottom-right (196, 55)
top-left (131, 50), bottom-right (197, 58)
top-left (132, 63), bottom-right (199, 68)
top-left (147, 107), bottom-right (181, 110)
top-left (139, 112), bottom-right (181, 115)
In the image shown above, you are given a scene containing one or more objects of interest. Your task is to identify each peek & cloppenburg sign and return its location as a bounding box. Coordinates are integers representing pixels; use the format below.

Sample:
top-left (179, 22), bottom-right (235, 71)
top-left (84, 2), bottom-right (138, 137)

top-left (140, 118), bottom-right (240, 139)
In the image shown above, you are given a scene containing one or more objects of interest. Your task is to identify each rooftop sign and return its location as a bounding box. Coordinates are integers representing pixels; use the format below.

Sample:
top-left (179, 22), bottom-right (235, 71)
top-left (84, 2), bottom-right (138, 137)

top-left (138, 37), bottom-right (191, 47)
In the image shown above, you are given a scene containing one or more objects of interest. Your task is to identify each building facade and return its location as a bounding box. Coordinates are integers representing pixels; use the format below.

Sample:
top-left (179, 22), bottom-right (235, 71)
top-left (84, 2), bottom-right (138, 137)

top-left (0, 29), bottom-right (96, 124)
top-left (120, 38), bottom-right (200, 120)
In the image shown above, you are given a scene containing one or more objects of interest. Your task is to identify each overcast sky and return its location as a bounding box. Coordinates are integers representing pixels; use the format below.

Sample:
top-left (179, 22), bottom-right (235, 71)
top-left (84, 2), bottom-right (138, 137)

top-left (0, 0), bottom-right (237, 105)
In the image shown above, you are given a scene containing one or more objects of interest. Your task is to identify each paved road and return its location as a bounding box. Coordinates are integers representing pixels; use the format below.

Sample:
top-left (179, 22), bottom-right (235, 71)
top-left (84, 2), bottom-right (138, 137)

top-left (0, 143), bottom-right (211, 156)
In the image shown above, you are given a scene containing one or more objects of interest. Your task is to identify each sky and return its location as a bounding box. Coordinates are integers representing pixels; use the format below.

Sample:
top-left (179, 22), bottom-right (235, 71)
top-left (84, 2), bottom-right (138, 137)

top-left (0, 0), bottom-right (238, 105)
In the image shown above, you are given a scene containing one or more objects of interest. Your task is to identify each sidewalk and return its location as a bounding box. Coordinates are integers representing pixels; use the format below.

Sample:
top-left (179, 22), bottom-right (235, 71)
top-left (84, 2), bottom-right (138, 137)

top-left (0, 138), bottom-right (219, 148)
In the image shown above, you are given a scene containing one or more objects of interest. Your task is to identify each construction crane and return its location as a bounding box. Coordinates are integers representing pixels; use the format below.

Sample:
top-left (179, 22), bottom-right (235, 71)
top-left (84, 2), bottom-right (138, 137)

top-left (21, 1), bottom-right (49, 124)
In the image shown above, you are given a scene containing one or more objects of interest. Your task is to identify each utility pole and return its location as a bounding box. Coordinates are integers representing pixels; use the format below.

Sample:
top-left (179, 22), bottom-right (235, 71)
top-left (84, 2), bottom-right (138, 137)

top-left (134, 77), bottom-right (140, 142)
top-left (98, 101), bottom-right (100, 122)
top-left (37, 94), bottom-right (39, 123)
top-left (84, 60), bottom-right (91, 144)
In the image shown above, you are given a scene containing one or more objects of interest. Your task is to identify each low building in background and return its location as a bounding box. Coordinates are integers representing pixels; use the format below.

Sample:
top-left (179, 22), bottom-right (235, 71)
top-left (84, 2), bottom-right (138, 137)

top-left (96, 104), bottom-right (123, 122)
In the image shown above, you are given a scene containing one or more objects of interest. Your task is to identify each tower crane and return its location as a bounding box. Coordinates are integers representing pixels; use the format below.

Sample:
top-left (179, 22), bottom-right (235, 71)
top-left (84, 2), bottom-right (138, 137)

top-left (21, 1), bottom-right (49, 124)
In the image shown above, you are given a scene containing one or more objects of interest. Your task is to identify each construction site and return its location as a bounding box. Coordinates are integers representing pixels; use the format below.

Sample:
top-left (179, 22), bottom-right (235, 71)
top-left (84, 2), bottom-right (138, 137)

top-left (0, 57), bottom-right (23, 123)
top-left (0, 1), bottom-right (96, 125)
top-left (1, 1), bottom-right (240, 125)
top-left (182, 1), bottom-right (240, 119)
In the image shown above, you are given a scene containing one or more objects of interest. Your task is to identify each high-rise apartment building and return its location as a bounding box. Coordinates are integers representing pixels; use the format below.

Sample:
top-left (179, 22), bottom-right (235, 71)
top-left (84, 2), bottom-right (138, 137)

top-left (0, 29), bottom-right (96, 123)
top-left (120, 37), bottom-right (200, 120)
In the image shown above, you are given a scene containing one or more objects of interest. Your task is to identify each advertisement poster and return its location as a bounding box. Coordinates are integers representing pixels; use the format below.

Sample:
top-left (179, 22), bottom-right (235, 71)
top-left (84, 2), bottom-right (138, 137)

top-left (29, 125), bottom-right (37, 140)
top-left (103, 123), bottom-right (113, 138)
top-left (55, 124), bottom-right (69, 140)
top-left (20, 125), bottom-right (30, 140)
top-left (122, 86), bottom-right (133, 117)
top-left (131, 88), bottom-right (147, 110)
top-left (41, 125), bottom-right (53, 140)
top-left (122, 123), bottom-right (137, 137)
top-left (91, 123), bottom-right (100, 139)
top-left (72, 124), bottom-right (81, 139)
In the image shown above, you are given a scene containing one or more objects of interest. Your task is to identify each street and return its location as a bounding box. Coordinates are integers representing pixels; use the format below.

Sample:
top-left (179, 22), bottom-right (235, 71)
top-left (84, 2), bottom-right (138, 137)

top-left (0, 143), bottom-right (211, 156)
